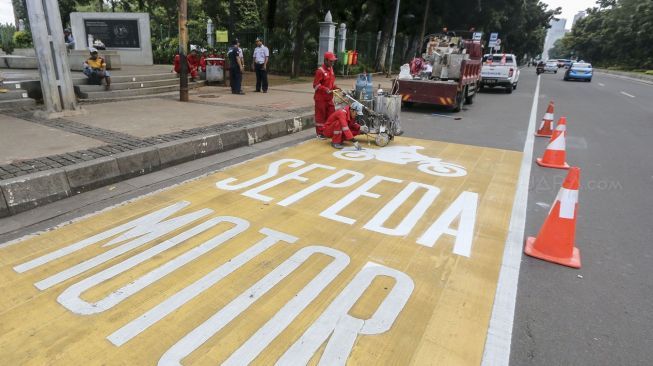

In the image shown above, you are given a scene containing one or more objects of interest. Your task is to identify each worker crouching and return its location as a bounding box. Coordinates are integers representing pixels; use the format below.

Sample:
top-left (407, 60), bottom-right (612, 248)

top-left (324, 102), bottom-right (369, 150)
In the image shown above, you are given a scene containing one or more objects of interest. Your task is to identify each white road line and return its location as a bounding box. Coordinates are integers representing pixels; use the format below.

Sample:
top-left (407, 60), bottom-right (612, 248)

top-left (482, 75), bottom-right (541, 366)
top-left (598, 83), bottom-right (605, 87)
top-left (620, 91), bottom-right (636, 98)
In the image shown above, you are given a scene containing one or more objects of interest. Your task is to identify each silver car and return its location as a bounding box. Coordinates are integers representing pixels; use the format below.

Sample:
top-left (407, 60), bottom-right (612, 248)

top-left (544, 61), bottom-right (558, 73)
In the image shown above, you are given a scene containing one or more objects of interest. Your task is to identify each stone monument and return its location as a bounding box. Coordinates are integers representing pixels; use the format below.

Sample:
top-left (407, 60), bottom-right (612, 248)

top-left (318, 11), bottom-right (336, 66)
top-left (70, 12), bottom-right (153, 65)
top-left (207, 19), bottom-right (215, 47)
top-left (337, 23), bottom-right (347, 54)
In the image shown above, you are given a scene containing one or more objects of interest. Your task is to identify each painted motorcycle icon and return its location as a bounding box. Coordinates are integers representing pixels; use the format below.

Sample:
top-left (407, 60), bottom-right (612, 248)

top-left (333, 145), bottom-right (467, 177)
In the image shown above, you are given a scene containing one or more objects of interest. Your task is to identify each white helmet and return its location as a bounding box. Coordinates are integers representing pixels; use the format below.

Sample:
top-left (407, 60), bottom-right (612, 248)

top-left (350, 101), bottom-right (364, 115)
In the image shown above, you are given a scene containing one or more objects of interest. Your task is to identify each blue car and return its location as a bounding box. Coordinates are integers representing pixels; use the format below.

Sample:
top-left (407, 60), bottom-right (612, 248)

top-left (564, 62), bottom-right (593, 82)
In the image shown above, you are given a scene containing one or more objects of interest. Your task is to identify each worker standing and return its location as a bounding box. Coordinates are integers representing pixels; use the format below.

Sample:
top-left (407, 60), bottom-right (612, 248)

top-left (323, 101), bottom-right (368, 149)
top-left (313, 52), bottom-right (339, 139)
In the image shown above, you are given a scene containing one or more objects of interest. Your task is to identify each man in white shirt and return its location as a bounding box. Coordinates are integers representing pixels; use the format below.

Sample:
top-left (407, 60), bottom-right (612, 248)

top-left (252, 37), bottom-right (270, 93)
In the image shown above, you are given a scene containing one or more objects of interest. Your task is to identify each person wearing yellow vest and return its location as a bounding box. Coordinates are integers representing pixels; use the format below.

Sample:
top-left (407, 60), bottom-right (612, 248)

top-left (84, 47), bottom-right (111, 90)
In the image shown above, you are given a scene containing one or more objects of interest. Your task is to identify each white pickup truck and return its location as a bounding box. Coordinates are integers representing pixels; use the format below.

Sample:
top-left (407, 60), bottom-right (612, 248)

top-left (480, 54), bottom-right (520, 94)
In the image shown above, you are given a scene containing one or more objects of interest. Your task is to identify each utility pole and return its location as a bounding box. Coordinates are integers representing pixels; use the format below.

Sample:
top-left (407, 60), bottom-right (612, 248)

top-left (178, 0), bottom-right (189, 102)
top-left (387, 0), bottom-right (401, 77)
top-left (417, 0), bottom-right (431, 57)
top-left (25, 0), bottom-right (84, 119)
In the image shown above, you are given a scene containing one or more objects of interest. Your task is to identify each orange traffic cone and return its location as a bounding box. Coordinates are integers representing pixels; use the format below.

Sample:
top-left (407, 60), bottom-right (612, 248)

top-left (536, 117), bottom-right (570, 169)
top-left (535, 101), bottom-right (555, 137)
top-left (525, 167), bottom-right (581, 268)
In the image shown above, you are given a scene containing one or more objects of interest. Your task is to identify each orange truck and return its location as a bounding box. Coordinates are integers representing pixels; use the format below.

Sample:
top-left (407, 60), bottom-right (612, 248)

top-left (396, 33), bottom-right (482, 112)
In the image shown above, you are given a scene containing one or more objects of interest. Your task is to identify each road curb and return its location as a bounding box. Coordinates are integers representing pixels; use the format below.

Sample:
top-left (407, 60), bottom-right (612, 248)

top-left (596, 69), bottom-right (653, 85)
top-left (0, 168), bottom-right (72, 215)
top-left (64, 156), bottom-right (122, 194)
top-left (0, 113), bottom-right (314, 217)
top-left (0, 189), bottom-right (9, 217)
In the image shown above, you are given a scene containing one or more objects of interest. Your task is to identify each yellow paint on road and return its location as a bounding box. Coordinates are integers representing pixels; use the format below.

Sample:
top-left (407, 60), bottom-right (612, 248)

top-left (0, 137), bottom-right (521, 365)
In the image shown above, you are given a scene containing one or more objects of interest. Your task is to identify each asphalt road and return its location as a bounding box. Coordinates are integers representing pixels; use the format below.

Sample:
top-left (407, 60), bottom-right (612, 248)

top-left (402, 69), bottom-right (653, 365)
top-left (1, 69), bottom-right (650, 365)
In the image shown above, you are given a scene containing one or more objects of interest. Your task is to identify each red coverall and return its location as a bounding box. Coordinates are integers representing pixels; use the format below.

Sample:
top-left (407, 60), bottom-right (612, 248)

top-left (173, 54), bottom-right (198, 79)
top-left (187, 53), bottom-right (201, 78)
top-left (323, 106), bottom-right (362, 144)
top-left (313, 64), bottom-right (338, 135)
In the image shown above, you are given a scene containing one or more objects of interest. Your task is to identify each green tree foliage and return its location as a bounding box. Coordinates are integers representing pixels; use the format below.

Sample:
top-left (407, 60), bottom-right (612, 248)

top-left (229, 0), bottom-right (261, 33)
top-left (548, 37), bottom-right (574, 59)
top-left (13, 0), bottom-right (566, 73)
top-left (0, 23), bottom-right (16, 55)
top-left (12, 30), bottom-right (32, 48)
top-left (556, 0), bottom-right (653, 69)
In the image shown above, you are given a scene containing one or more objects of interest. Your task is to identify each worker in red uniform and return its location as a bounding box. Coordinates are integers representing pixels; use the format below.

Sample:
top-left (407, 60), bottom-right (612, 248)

top-left (313, 51), bottom-right (340, 139)
top-left (173, 51), bottom-right (199, 81)
top-left (323, 101), bottom-right (369, 149)
top-left (187, 49), bottom-right (201, 81)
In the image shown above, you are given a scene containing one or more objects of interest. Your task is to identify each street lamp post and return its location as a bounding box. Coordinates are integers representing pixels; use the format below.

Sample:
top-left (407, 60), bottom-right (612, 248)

top-left (387, 0), bottom-right (401, 76)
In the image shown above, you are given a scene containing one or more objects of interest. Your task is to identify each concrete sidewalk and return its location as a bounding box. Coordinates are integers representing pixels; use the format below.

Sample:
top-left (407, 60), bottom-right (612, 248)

top-left (0, 76), bottom-right (318, 217)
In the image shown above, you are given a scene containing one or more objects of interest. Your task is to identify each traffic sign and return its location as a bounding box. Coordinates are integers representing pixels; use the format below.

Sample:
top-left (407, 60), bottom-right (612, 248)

top-left (473, 32), bottom-right (483, 41)
top-left (488, 33), bottom-right (499, 48)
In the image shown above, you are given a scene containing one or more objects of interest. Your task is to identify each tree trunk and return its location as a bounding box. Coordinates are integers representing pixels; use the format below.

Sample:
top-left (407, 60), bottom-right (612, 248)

top-left (417, 0), bottom-right (431, 56)
top-left (228, 0), bottom-right (235, 37)
top-left (291, 5), bottom-right (312, 78)
top-left (266, 0), bottom-right (277, 34)
top-left (374, 0), bottom-right (396, 72)
top-left (403, 33), bottom-right (416, 62)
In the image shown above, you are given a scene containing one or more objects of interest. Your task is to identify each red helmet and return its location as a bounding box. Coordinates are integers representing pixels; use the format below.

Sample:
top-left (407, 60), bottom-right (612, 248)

top-left (324, 52), bottom-right (337, 61)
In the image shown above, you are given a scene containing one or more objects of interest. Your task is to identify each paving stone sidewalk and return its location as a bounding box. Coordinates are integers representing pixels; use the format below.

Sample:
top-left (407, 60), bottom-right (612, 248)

top-left (0, 82), bottom-right (314, 179)
top-left (0, 78), bottom-right (322, 216)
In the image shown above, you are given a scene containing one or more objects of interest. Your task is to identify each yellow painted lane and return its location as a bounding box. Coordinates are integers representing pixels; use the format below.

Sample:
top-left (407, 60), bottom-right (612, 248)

top-left (0, 137), bottom-right (521, 365)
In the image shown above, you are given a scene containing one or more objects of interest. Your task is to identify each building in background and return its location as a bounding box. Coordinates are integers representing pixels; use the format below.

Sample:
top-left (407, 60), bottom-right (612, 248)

top-left (543, 18), bottom-right (567, 60)
top-left (572, 11), bottom-right (587, 29)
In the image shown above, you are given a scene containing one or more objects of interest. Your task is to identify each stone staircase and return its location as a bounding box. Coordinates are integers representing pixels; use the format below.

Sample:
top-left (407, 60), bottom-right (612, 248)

top-left (74, 73), bottom-right (206, 101)
top-left (0, 82), bottom-right (37, 111)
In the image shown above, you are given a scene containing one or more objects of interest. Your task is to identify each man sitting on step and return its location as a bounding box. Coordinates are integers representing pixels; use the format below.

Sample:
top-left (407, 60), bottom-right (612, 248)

top-left (83, 47), bottom-right (111, 91)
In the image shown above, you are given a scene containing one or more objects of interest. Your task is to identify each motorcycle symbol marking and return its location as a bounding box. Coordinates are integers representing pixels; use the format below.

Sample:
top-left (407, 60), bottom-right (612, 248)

top-left (333, 145), bottom-right (467, 177)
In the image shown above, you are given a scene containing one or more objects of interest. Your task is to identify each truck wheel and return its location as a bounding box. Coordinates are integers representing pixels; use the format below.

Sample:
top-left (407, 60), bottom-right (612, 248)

top-left (465, 89), bottom-right (475, 104)
top-left (453, 91), bottom-right (464, 112)
top-left (401, 101), bottom-right (414, 108)
top-left (505, 86), bottom-right (513, 94)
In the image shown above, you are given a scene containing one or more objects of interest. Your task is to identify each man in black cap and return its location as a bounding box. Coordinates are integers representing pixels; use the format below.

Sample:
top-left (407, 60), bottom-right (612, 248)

top-left (64, 28), bottom-right (75, 50)
top-left (252, 37), bottom-right (269, 93)
top-left (227, 39), bottom-right (245, 94)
